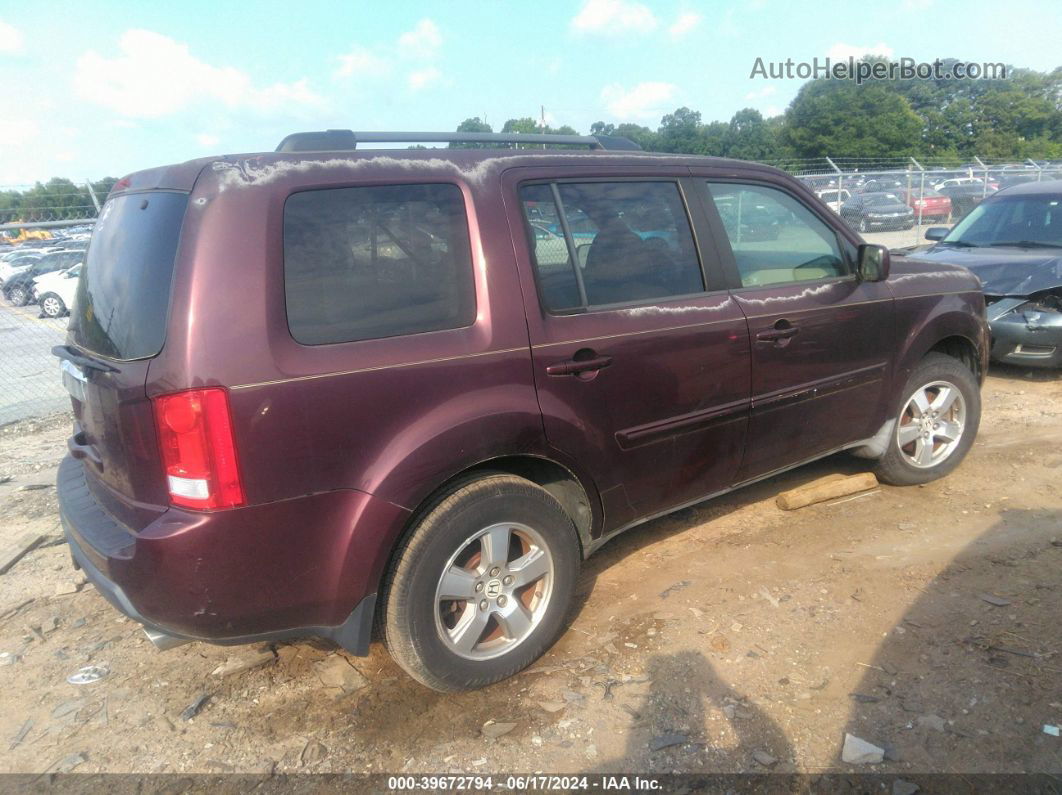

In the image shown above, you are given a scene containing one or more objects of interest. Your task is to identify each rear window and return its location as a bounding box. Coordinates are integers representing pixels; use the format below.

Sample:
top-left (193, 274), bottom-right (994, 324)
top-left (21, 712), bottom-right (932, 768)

top-left (71, 191), bottom-right (187, 360)
top-left (283, 183), bottom-right (475, 345)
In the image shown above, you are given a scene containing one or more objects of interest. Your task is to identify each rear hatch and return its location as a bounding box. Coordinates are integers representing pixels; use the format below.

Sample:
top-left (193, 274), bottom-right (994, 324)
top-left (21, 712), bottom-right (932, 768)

top-left (59, 190), bottom-right (188, 529)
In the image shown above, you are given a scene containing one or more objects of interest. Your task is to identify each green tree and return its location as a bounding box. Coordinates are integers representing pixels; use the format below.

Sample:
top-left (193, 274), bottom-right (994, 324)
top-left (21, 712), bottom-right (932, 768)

top-left (782, 80), bottom-right (924, 161)
top-left (450, 117), bottom-right (493, 148)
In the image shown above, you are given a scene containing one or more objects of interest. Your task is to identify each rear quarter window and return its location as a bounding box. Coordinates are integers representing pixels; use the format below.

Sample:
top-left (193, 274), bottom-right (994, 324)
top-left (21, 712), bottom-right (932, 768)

top-left (283, 183), bottom-right (476, 345)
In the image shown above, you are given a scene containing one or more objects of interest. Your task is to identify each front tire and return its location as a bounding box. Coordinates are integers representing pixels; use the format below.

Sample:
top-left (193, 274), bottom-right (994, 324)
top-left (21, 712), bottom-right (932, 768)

top-left (7, 285), bottom-right (27, 305)
top-left (40, 293), bottom-right (66, 318)
top-left (874, 353), bottom-right (980, 486)
top-left (381, 474), bottom-right (580, 691)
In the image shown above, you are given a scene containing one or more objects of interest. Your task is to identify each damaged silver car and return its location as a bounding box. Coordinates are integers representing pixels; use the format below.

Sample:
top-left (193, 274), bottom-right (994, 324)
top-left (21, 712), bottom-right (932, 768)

top-left (916, 180), bottom-right (1062, 368)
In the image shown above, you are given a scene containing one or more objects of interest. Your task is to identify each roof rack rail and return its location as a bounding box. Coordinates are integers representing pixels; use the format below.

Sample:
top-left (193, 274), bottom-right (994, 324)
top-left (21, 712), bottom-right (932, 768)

top-left (274, 130), bottom-right (642, 153)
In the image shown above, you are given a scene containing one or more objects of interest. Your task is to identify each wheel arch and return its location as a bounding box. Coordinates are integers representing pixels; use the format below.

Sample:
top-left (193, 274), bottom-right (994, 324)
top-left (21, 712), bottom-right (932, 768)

top-left (895, 304), bottom-right (987, 389)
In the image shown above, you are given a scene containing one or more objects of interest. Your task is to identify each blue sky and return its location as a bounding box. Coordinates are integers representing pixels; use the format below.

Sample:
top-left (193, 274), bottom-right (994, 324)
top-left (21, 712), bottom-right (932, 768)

top-left (0, 0), bottom-right (1058, 185)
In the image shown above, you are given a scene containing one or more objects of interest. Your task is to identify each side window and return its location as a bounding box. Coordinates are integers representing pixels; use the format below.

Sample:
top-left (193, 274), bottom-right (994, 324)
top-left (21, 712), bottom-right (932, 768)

top-left (707, 182), bottom-right (848, 288)
top-left (519, 181), bottom-right (704, 311)
top-left (283, 183), bottom-right (475, 345)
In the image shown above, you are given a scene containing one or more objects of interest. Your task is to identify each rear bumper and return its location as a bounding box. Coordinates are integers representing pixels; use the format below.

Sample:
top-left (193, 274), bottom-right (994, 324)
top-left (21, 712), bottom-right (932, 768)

top-left (57, 455), bottom-right (410, 654)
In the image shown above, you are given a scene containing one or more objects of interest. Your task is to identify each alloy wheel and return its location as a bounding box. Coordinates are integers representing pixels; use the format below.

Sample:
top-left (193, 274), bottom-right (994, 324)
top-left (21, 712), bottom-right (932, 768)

top-left (434, 522), bottom-right (554, 661)
top-left (896, 380), bottom-right (967, 469)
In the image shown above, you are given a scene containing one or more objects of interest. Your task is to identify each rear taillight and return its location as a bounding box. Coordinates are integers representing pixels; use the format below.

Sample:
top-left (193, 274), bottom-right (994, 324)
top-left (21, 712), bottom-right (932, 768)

top-left (153, 388), bottom-right (245, 511)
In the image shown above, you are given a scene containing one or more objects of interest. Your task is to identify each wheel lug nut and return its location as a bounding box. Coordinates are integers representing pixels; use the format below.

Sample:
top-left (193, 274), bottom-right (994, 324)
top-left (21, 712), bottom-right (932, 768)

top-left (489, 567), bottom-right (501, 577)
top-left (479, 599), bottom-right (488, 611)
top-left (475, 582), bottom-right (484, 592)
top-left (503, 575), bottom-right (514, 586)
top-left (497, 595), bottom-right (507, 607)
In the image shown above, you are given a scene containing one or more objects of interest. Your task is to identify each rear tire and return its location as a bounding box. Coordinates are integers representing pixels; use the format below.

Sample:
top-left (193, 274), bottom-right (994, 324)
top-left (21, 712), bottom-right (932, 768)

top-left (874, 353), bottom-right (980, 486)
top-left (381, 474), bottom-right (580, 691)
top-left (7, 286), bottom-right (27, 305)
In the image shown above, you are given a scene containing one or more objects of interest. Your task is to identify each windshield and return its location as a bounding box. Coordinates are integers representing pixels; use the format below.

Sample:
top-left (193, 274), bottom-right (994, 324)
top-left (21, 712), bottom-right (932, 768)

top-left (944, 195), bottom-right (1062, 248)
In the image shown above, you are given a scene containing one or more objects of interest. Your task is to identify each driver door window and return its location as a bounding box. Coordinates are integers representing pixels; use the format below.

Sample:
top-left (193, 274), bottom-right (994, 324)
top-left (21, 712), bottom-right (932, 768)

top-left (706, 182), bottom-right (849, 288)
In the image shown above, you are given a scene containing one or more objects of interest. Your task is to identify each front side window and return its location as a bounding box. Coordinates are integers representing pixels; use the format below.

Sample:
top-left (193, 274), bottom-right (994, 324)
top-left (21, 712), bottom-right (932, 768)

top-left (707, 182), bottom-right (848, 288)
top-left (520, 181), bottom-right (704, 311)
top-left (284, 183), bottom-right (476, 345)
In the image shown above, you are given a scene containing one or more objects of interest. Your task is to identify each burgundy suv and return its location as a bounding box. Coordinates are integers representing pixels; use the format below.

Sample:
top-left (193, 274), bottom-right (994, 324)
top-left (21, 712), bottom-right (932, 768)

top-left (56, 131), bottom-right (988, 691)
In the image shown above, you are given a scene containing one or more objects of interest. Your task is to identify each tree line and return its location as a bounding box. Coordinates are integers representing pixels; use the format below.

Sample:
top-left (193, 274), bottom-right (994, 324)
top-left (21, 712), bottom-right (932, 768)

top-left (0, 177), bottom-right (117, 226)
top-left (458, 59), bottom-right (1062, 166)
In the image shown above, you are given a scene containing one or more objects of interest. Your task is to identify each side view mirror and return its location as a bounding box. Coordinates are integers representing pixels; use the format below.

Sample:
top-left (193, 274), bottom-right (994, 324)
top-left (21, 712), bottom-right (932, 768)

top-left (924, 226), bottom-right (949, 242)
top-left (857, 243), bottom-right (890, 282)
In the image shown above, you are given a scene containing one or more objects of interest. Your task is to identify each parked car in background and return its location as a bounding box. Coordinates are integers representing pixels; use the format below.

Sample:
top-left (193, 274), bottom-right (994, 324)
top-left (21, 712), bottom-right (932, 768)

top-left (936, 183), bottom-right (996, 219)
top-left (859, 177), bottom-right (909, 194)
top-left (56, 130), bottom-right (987, 692)
top-left (840, 191), bottom-right (916, 231)
top-left (815, 187), bottom-right (851, 212)
top-left (897, 188), bottom-right (952, 222)
top-left (917, 180), bottom-right (1062, 368)
top-left (0, 250), bottom-right (44, 284)
top-left (2, 249), bottom-right (82, 305)
top-left (35, 263), bottom-right (81, 318)
top-left (933, 176), bottom-right (1000, 193)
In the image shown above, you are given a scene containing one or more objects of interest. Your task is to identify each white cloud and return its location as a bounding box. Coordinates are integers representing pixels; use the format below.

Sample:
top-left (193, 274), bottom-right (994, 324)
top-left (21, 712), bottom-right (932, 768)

top-left (571, 0), bottom-right (657, 35)
top-left (601, 81), bottom-right (677, 120)
top-left (397, 19), bottom-right (442, 59)
top-left (408, 66), bottom-right (442, 91)
top-left (668, 12), bottom-right (701, 38)
top-left (744, 85), bottom-right (777, 101)
top-left (0, 119), bottom-right (37, 147)
top-left (196, 133), bottom-right (220, 147)
top-left (826, 42), bottom-right (894, 62)
top-left (334, 46), bottom-right (389, 79)
top-left (73, 29), bottom-right (326, 118)
top-left (0, 19), bottom-right (23, 53)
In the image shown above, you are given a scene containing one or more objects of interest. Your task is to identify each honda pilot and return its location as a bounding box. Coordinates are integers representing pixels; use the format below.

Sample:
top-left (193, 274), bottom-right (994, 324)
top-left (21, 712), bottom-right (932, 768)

top-left (56, 130), bottom-right (988, 691)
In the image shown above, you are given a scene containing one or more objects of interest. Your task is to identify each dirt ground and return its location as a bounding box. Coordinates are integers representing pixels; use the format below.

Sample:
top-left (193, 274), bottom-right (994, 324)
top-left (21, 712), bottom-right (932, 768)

top-left (0, 367), bottom-right (1060, 777)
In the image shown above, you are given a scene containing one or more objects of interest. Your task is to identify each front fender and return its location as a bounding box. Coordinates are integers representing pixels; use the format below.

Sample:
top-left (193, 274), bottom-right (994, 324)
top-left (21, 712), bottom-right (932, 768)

top-left (893, 292), bottom-right (988, 388)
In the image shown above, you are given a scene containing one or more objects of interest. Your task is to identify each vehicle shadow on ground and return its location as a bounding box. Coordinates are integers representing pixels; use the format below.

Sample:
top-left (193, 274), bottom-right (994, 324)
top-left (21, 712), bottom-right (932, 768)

top-left (588, 649), bottom-right (794, 775)
top-left (987, 362), bottom-right (1061, 383)
top-left (840, 509), bottom-right (1062, 775)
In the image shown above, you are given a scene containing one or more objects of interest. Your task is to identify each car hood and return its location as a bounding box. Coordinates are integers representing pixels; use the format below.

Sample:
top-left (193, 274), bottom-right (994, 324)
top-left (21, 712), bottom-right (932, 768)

top-left (909, 245), bottom-right (1062, 296)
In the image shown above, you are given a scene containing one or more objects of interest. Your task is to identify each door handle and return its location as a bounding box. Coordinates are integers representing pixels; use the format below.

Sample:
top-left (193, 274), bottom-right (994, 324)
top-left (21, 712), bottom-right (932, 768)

top-left (755, 320), bottom-right (799, 344)
top-left (546, 354), bottom-right (613, 376)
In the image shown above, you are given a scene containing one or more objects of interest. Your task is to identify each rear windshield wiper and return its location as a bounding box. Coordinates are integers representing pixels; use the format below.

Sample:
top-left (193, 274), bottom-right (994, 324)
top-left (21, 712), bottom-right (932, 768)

top-left (52, 345), bottom-right (119, 373)
top-left (987, 240), bottom-right (1062, 249)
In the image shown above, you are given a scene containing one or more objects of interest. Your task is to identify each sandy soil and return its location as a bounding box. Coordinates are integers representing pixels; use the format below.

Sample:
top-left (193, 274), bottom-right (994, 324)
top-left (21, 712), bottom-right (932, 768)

top-left (0, 367), bottom-right (1059, 776)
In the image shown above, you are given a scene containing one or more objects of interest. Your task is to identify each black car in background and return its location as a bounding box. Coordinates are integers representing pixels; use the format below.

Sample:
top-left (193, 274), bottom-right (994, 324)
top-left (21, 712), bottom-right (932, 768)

top-left (840, 191), bottom-right (916, 232)
top-left (936, 183), bottom-right (996, 219)
top-left (2, 249), bottom-right (82, 306)
top-left (914, 180), bottom-right (1062, 368)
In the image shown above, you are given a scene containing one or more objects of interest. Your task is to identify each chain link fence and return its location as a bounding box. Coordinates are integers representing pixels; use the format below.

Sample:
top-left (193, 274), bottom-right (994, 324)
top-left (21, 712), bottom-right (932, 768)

top-left (767, 156), bottom-right (1061, 250)
top-left (1, 156), bottom-right (1059, 426)
top-left (0, 180), bottom-right (99, 426)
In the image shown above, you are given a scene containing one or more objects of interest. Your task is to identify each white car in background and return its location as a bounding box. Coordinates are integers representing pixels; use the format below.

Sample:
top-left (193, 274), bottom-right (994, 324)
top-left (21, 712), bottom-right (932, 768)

top-left (34, 263), bottom-right (81, 319)
top-left (0, 250), bottom-right (45, 284)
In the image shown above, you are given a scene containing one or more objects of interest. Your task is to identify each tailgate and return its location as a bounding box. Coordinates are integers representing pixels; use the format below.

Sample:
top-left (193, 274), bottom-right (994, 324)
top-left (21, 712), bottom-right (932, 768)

top-left (57, 188), bottom-right (189, 529)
